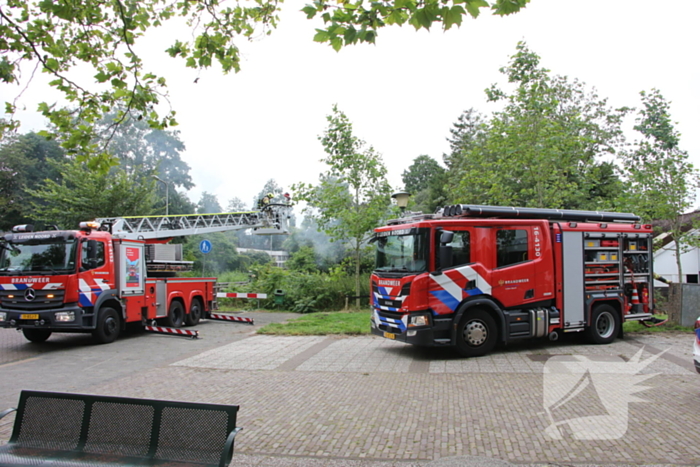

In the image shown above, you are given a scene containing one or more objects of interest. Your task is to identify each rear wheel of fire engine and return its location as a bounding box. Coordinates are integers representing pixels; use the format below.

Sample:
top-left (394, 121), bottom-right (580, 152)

top-left (165, 301), bottom-right (185, 328)
top-left (92, 307), bottom-right (120, 344)
top-left (587, 304), bottom-right (619, 345)
top-left (185, 298), bottom-right (203, 326)
top-left (22, 328), bottom-right (52, 343)
top-left (456, 308), bottom-right (498, 357)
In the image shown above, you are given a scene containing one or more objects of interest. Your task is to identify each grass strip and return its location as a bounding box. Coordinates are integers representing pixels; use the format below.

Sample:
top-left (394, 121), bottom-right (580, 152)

top-left (257, 311), bottom-right (372, 336)
top-left (622, 314), bottom-right (693, 333)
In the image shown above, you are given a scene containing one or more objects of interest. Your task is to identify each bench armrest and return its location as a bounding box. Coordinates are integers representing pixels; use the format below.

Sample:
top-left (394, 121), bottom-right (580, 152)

top-left (0, 408), bottom-right (16, 421)
top-left (219, 427), bottom-right (242, 467)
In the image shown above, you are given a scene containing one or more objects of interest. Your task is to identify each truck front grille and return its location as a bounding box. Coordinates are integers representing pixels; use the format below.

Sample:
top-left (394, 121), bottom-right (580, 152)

top-left (0, 289), bottom-right (65, 311)
top-left (377, 298), bottom-right (402, 309)
top-left (375, 309), bottom-right (406, 334)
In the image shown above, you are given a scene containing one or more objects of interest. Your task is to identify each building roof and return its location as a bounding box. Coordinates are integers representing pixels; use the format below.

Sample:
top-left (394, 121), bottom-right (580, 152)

top-left (651, 210), bottom-right (700, 249)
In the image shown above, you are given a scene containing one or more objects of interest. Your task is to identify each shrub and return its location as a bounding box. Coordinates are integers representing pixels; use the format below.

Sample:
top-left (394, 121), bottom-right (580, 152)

top-left (234, 264), bottom-right (371, 312)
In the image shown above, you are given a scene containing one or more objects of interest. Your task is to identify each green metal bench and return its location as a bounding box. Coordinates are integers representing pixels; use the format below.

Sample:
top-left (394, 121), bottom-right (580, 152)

top-left (0, 390), bottom-right (241, 466)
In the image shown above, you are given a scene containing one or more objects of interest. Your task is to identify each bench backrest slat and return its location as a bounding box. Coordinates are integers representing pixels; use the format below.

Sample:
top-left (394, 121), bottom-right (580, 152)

top-left (9, 390), bottom-right (239, 466)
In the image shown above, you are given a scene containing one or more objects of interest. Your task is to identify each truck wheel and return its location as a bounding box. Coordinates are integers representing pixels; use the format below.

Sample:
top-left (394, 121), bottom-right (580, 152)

top-left (92, 307), bottom-right (120, 344)
top-left (22, 328), bottom-right (52, 343)
top-left (455, 308), bottom-right (498, 357)
top-left (185, 298), bottom-right (203, 326)
top-left (587, 304), bottom-right (619, 345)
top-left (164, 301), bottom-right (184, 328)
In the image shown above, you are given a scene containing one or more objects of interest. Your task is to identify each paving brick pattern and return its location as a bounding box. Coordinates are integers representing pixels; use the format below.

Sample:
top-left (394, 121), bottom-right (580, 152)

top-left (294, 337), bottom-right (416, 374)
top-left (175, 335), bottom-right (329, 370)
top-left (2, 321), bottom-right (699, 466)
top-left (75, 363), bottom-right (700, 464)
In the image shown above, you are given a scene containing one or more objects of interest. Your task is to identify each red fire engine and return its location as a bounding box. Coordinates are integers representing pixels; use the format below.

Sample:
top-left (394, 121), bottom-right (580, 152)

top-left (370, 205), bottom-right (654, 357)
top-left (0, 203), bottom-right (291, 344)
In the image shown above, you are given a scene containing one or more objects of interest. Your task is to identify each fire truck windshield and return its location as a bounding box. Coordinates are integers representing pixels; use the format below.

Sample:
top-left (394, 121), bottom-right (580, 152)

top-left (0, 239), bottom-right (78, 275)
top-left (374, 228), bottom-right (429, 274)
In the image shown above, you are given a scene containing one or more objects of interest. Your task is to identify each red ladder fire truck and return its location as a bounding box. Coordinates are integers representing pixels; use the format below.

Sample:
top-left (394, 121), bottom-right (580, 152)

top-left (370, 204), bottom-right (655, 357)
top-left (0, 202), bottom-right (291, 344)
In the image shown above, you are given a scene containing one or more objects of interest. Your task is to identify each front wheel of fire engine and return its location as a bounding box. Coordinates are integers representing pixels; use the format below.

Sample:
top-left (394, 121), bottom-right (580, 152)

top-left (185, 298), bottom-right (203, 326)
top-left (587, 304), bottom-right (620, 345)
top-left (22, 328), bottom-right (52, 343)
top-left (165, 301), bottom-right (184, 328)
top-left (455, 308), bottom-right (498, 357)
top-left (92, 307), bottom-right (121, 344)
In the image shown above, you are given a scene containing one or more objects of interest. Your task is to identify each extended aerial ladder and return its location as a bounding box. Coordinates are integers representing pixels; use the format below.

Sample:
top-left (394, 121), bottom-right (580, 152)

top-left (96, 203), bottom-right (292, 241)
top-left (94, 203), bottom-right (293, 275)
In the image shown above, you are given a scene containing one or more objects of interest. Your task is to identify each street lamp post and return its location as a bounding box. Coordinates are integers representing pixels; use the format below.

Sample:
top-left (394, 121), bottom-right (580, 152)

top-left (153, 175), bottom-right (170, 216)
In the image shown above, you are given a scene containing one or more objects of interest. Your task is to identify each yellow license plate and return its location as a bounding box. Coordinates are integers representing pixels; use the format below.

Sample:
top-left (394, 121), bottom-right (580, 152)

top-left (383, 332), bottom-right (396, 340)
top-left (20, 314), bottom-right (39, 320)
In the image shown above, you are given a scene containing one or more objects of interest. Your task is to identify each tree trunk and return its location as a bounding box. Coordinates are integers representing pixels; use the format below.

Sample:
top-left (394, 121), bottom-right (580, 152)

top-left (674, 237), bottom-right (684, 282)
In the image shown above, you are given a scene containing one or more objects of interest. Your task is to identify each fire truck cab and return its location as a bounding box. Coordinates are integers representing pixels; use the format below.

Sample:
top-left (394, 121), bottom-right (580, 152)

top-left (370, 205), bottom-right (654, 357)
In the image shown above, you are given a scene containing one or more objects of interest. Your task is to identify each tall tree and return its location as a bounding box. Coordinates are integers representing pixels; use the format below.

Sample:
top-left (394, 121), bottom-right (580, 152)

top-left (401, 155), bottom-right (447, 213)
top-left (0, 132), bottom-right (65, 229)
top-left (95, 113), bottom-right (194, 190)
top-left (0, 0), bottom-right (528, 169)
top-left (618, 89), bottom-right (700, 282)
top-left (402, 155), bottom-right (444, 194)
top-left (197, 192), bottom-right (223, 214)
top-left (94, 112), bottom-right (194, 216)
top-left (293, 105), bottom-right (391, 306)
top-left (450, 42), bottom-right (627, 209)
top-left (227, 197), bottom-right (248, 212)
top-left (27, 159), bottom-right (156, 229)
top-left (166, 190), bottom-right (197, 216)
top-left (443, 108), bottom-right (488, 194)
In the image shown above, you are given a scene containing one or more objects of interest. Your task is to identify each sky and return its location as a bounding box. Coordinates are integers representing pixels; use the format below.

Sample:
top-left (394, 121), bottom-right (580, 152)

top-left (5, 0), bottom-right (700, 211)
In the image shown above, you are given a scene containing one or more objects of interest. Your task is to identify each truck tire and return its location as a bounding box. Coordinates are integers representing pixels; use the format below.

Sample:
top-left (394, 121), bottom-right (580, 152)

top-left (455, 308), bottom-right (498, 357)
top-left (185, 298), bottom-right (203, 326)
top-left (164, 301), bottom-right (184, 328)
top-left (92, 307), bottom-right (120, 344)
top-left (22, 328), bottom-right (52, 343)
top-left (587, 304), bottom-right (619, 345)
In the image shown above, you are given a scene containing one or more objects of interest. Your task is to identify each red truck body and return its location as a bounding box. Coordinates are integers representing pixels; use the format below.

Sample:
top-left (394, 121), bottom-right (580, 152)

top-left (0, 228), bottom-right (214, 343)
top-left (0, 205), bottom-right (291, 343)
top-left (370, 205), bottom-right (654, 357)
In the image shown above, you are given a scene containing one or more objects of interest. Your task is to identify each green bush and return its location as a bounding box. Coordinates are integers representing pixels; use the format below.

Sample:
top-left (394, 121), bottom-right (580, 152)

top-left (179, 260), bottom-right (371, 313)
top-left (286, 246), bottom-right (318, 273)
top-left (228, 263), bottom-right (370, 312)
top-left (218, 271), bottom-right (251, 283)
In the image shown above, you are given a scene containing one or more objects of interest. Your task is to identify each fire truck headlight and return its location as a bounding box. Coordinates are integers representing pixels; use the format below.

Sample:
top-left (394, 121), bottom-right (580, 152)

top-left (0, 312), bottom-right (6, 322)
top-left (55, 311), bottom-right (75, 322)
top-left (408, 315), bottom-right (429, 327)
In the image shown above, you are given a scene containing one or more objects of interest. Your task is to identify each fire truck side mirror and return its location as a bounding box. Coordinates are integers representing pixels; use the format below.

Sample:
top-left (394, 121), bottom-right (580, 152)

top-left (86, 240), bottom-right (97, 260)
top-left (438, 230), bottom-right (454, 270)
top-left (84, 239), bottom-right (98, 269)
top-left (440, 231), bottom-right (454, 244)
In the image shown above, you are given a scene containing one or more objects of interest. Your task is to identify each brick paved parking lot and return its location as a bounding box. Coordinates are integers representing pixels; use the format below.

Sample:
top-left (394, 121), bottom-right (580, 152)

top-left (1, 313), bottom-right (699, 466)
